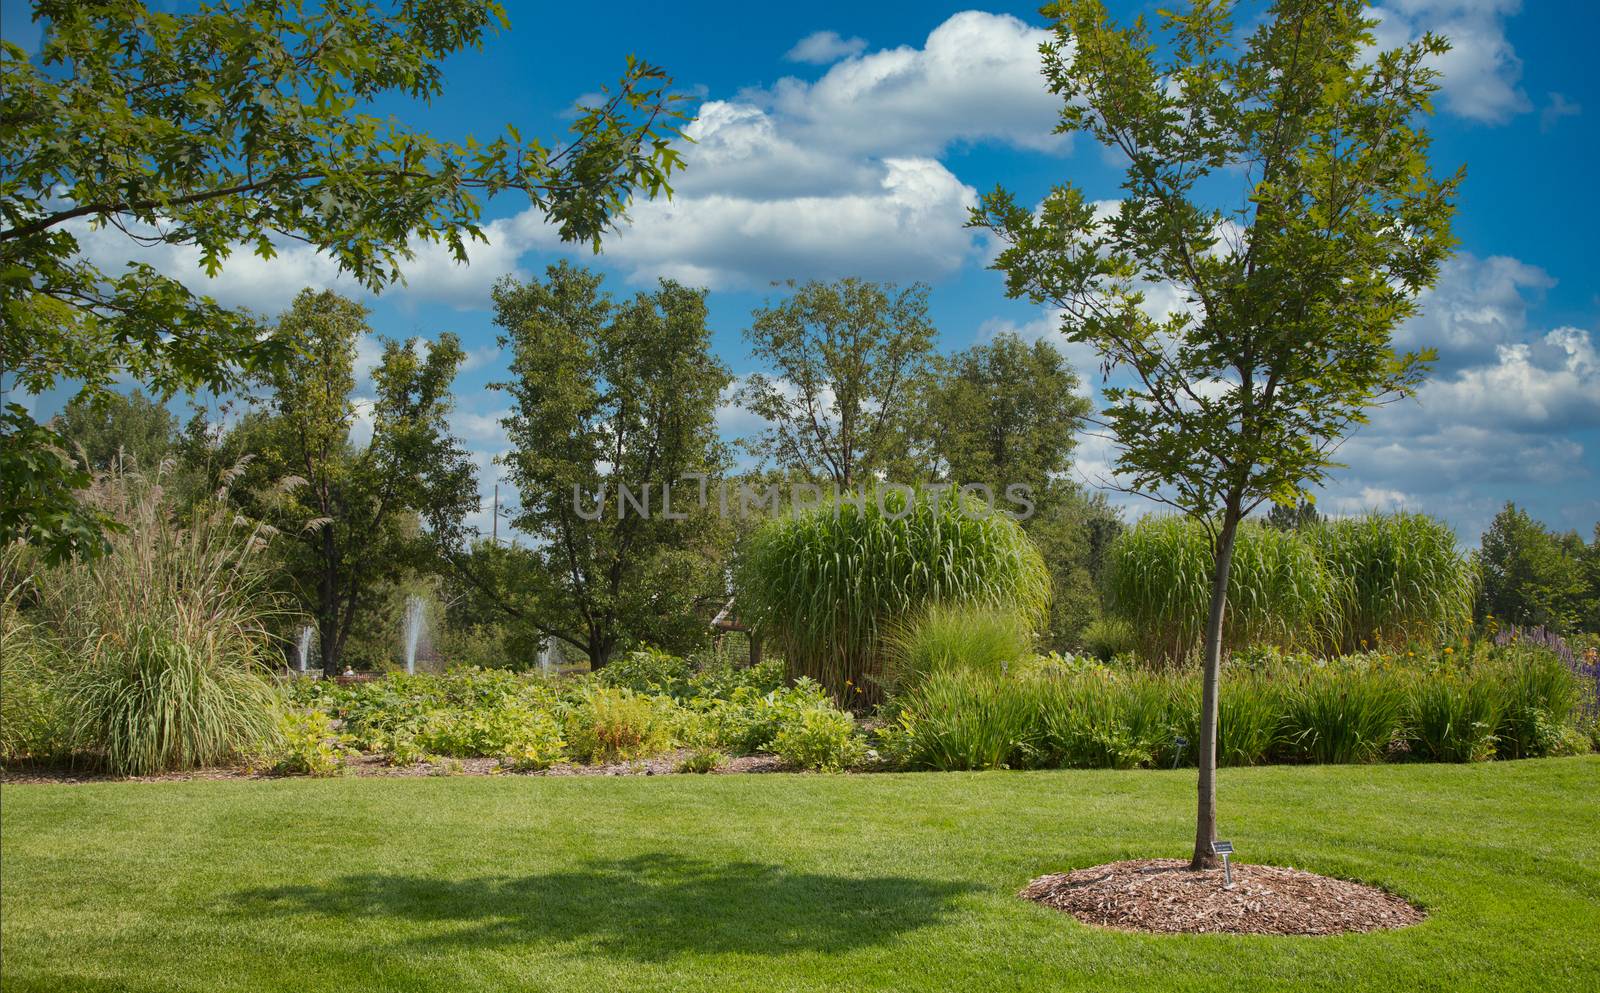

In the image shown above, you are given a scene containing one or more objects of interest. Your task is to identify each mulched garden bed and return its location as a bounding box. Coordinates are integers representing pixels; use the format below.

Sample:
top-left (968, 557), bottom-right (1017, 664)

top-left (0, 748), bottom-right (788, 784)
top-left (1021, 858), bottom-right (1425, 936)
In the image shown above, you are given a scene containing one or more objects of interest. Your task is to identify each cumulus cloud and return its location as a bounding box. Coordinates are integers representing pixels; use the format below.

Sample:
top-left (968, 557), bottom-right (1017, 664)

top-left (753, 11), bottom-right (1064, 156)
top-left (1371, 0), bottom-right (1530, 123)
top-left (785, 30), bottom-right (868, 65)
top-left (1393, 252), bottom-right (1553, 369)
top-left (533, 155), bottom-right (983, 290)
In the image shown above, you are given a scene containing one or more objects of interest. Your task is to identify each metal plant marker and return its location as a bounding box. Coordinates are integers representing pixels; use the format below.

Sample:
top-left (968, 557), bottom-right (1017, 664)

top-left (1212, 840), bottom-right (1235, 889)
top-left (1171, 736), bottom-right (1188, 769)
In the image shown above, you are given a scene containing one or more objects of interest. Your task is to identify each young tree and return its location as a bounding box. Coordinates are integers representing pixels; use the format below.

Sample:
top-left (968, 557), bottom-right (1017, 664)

top-left (469, 263), bottom-right (732, 669)
top-left (1, 0), bottom-right (685, 561)
top-left (234, 289), bottom-right (477, 675)
top-left (973, 0), bottom-right (1460, 867)
top-left (737, 279), bottom-right (937, 489)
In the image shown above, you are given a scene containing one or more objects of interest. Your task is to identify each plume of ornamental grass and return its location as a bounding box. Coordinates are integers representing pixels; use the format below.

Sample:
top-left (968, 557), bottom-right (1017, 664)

top-left (36, 464), bottom-right (285, 776)
top-left (1103, 516), bottom-right (1334, 666)
top-left (1309, 513), bottom-right (1476, 653)
top-left (737, 487), bottom-right (1049, 705)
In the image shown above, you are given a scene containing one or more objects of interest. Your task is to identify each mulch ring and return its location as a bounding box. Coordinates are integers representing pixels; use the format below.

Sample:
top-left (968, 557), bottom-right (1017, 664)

top-left (1021, 859), bottom-right (1425, 936)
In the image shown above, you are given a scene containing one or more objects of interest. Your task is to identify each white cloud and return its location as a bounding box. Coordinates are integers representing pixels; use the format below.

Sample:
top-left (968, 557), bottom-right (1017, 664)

top-left (785, 30), bottom-right (867, 65)
top-left (1371, 1), bottom-right (1530, 123)
top-left (1540, 92), bottom-right (1582, 133)
top-left (753, 11), bottom-right (1064, 156)
top-left (1418, 327), bottom-right (1600, 430)
top-left (1393, 252), bottom-right (1553, 368)
top-left (555, 156), bottom-right (982, 290)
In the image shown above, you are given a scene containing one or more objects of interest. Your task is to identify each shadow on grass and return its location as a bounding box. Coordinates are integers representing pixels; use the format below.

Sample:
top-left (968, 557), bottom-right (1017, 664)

top-left (230, 853), bottom-right (980, 960)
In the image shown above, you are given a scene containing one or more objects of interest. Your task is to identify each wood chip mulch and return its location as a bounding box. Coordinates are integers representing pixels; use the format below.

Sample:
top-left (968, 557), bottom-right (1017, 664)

top-left (1021, 859), bottom-right (1425, 936)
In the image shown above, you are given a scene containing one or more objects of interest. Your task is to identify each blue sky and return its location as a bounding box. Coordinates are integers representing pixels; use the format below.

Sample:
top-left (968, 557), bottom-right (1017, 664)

top-left (6, 1), bottom-right (1597, 543)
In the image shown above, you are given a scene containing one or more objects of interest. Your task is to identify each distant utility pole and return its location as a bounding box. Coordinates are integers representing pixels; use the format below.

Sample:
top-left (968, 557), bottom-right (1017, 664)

top-left (492, 482), bottom-right (499, 544)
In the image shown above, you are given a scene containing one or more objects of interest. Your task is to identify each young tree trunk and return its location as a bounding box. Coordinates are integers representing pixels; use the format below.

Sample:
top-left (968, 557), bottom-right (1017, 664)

top-left (1191, 501), bottom-right (1242, 870)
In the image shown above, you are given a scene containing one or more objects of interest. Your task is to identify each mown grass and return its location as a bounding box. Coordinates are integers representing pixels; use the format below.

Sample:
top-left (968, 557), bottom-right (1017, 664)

top-left (3, 759), bottom-right (1598, 992)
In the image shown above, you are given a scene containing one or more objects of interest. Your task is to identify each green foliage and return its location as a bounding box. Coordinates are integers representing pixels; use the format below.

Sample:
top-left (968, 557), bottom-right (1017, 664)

top-left (1024, 484), bottom-right (1125, 651)
top-left (49, 388), bottom-right (179, 473)
top-left (1476, 503), bottom-right (1596, 634)
top-left (265, 710), bottom-right (351, 777)
top-left (481, 263), bottom-right (733, 667)
top-left (599, 647), bottom-right (696, 698)
top-left (1, 1), bottom-right (685, 561)
top-left (1104, 517), bottom-right (1333, 664)
top-left (738, 486), bottom-right (1050, 704)
top-left (1310, 513), bottom-right (1476, 652)
top-left (564, 688), bottom-right (675, 764)
top-left (1279, 671), bottom-right (1403, 765)
top-left (736, 279), bottom-right (938, 487)
top-left (1078, 616), bottom-right (1137, 663)
top-left (0, 564), bottom-right (69, 764)
top-left (675, 748), bottom-right (726, 774)
top-left (1490, 649), bottom-right (1580, 759)
top-left (697, 680), bottom-right (834, 756)
top-left (495, 714), bottom-right (567, 772)
top-left (772, 708), bottom-right (867, 772)
top-left (1404, 674), bottom-right (1500, 763)
top-left (912, 332), bottom-right (1089, 495)
top-left (886, 604), bottom-right (1035, 692)
top-left (227, 289), bottom-right (478, 675)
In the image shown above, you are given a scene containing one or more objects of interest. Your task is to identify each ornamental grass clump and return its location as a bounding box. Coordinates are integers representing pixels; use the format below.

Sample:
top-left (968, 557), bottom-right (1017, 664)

top-left (1103, 516), bottom-right (1333, 665)
top-left (1279, 670), bottom-right (1404, 765)
top-left (737, 486), bottom-right (1049, 704)
top-left (1309, 513), bottom-right (1475, 653)
top-left (38, 467), bottom-right (284, 776)
top-left (885, 603), bottom-right (1035, 693)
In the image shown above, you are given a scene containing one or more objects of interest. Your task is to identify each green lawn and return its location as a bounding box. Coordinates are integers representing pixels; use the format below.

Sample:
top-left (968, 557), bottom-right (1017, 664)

top-left (3, 759), bottom-right (1598, 993)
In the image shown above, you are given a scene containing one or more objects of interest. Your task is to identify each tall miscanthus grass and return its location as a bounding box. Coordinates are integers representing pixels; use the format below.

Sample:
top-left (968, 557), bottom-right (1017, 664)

top-left (1309, 513), bottom-right (1475, 653)
top-left (737, 487), bottom-right (1049, 705)
top-left (1103, 517), bottom-right (1333, 666)
top-left (34, 464), bottom-right (285, 775)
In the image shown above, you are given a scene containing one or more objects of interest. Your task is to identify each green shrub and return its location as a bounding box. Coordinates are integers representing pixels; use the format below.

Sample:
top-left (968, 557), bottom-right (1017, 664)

top-left (1490, 649), bottom-right (1580, 759)
top-left (1309, 513), bottom-right (1476, 652)
top-left (0, 581), bottom-right (69, 765)
top-left (698, 679), bottom-right (832, 755)
top-left (414, 698), bottom-right (554, 759)
top-left (1403, 673), bottom-right (1501, 762)
top-left (886, 604), bottom-right (1034, 692)
top-left (265, 709), bottom-right (350, 777)
top-left (1280, 670), bottom-right (1403, 764)
top-left (1104, 516), bottom-right (1333, 665)
top-left (496, 713), bottom-right (567, 771)
top-left (565, 687), bottom-right (674, 764)
top-left (676, 747), bottom-right (725, 774)
top-left (599, 647), bottom-right (694, 697)
top-left (772, 708), bottom-right (867, 772)
top-left (737, 486), bottom-right (1049, 704)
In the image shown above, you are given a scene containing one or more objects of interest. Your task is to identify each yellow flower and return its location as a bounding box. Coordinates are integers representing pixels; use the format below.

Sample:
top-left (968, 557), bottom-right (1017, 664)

top-left (1444, 647), bottom-right (1454, 654)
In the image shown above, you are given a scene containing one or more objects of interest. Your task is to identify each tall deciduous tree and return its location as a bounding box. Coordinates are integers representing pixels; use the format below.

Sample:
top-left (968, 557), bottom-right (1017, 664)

top-left (737, 279), bottom-right (937, 489)
top-left (0, 0), bottom-right (684, 561)
top-left (1477, 503), bottom-right (1594, 634)
top-left (50, 388), bottom-right (178, 473)
top-left (973, 0), bottom-right (1460, 867)
top-left (233, 289), bottom-right (477, 675)
top-left (914, 331), bottom-right (1090, 496)
top-left (467, 263), bottom-right (731, 668)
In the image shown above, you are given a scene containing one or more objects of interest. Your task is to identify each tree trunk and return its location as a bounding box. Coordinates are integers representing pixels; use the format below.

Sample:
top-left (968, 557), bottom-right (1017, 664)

top-left (1191, 501), bottom-right (1242, 870)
